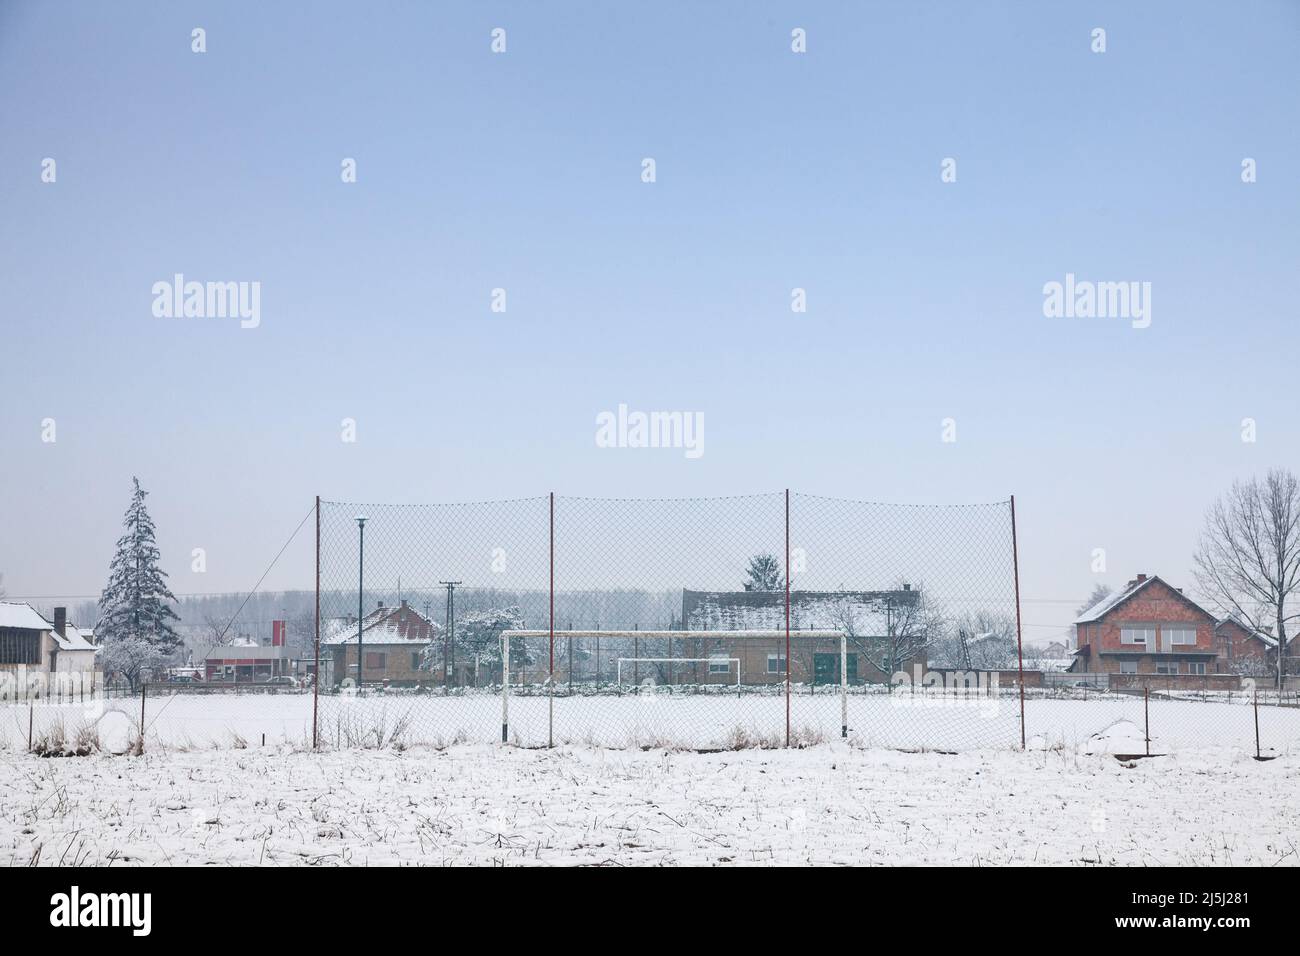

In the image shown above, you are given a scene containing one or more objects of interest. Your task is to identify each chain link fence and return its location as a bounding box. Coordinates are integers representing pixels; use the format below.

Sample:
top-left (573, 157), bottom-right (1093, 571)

top-left (313, 491), bottom-right (1036, 751)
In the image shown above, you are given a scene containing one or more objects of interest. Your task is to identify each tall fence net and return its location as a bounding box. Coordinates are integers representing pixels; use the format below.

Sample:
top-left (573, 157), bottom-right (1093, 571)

top-left (314, 492), bottom-right (1034, 751)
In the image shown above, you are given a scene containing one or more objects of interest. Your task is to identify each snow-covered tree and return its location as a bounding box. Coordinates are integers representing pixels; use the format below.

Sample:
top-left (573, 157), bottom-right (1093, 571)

top-left (97, 478), bottom-right (181, 653)
top-left (421, 606), bottom-right (524, 684)
top-left (744, 554), bottom-right (782, 591)
top-left (101, 634), bottom-right (168, 692)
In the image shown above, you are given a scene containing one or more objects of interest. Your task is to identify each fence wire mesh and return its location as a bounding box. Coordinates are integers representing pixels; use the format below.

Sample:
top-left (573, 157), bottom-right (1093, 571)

top-left (314, 492), bottom-right (1037, 751)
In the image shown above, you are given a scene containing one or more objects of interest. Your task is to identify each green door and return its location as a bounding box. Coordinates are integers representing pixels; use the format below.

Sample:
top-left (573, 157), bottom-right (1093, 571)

top-left (813, 653), bottom-right (837, 685)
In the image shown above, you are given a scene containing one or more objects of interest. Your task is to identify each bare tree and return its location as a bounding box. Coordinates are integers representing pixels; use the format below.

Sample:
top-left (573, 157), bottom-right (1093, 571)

top-left (1193, 469), bottom-right (1300, 690)
top-left (829, 585), bottom-right (943, 686)
top-left (932, 610), bottom-right (1019, 669)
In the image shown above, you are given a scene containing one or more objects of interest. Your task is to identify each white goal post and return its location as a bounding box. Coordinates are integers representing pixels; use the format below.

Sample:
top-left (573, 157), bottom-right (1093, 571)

top-left (499, 629), bottom-right (850, 746)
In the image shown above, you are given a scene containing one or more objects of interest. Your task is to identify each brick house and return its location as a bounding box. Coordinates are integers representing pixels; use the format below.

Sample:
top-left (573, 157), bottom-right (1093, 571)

top-left (680, 587), bottom-right (927, 685)
top-left (1212, 617), bottom-right (1277, 677)
top-left (323, 599), bottom-right (441, 687)
top-left (1071, 574), bottom-right (1221, 678)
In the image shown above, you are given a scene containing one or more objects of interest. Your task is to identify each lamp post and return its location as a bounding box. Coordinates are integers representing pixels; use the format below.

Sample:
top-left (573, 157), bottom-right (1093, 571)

top-left (355, 515), bottom-right (368, 692)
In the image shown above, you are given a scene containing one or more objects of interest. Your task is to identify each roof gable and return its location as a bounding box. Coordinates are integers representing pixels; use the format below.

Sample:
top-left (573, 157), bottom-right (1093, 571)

top-left (1074, 575), bottom-right (1214, 625)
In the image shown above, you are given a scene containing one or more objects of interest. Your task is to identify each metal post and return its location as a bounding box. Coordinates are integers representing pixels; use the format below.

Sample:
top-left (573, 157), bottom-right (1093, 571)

top-left (1010, 495), bottom-right (1027, 750)
top-left (139, 681), bottom-right (146, 754)
top-left (1144, 686), bottom-right (1150, 757)
top-left (439, 581), bottom-right (462, 691)
top-left (840, 633), bottom-right (848, 738)
top-left (27, 699), bottom-right (33, 751)
top-left (355, 515), bottom-right (368, 694)
top-left (785, 488), bottom-right (791, 748)
top-left (1254, 691), bottom-right (1261, 759)
top-left (313, 496), bottom-right (320, 749)
top-left (548, 491), bottom-right (554, 748)
top-left (501, 632), bottom-right (510, 744)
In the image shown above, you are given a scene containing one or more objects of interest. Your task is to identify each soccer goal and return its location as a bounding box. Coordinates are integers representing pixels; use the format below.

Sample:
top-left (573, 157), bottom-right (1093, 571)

top-left (498, 628), bottom-right (851, 746)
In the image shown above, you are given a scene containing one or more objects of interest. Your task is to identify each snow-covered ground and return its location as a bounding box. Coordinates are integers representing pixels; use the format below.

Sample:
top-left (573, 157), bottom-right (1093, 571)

top-left (4, 689), bottom-right (1299, 755)
top-left (2, 743), bottom-right (1297, 866)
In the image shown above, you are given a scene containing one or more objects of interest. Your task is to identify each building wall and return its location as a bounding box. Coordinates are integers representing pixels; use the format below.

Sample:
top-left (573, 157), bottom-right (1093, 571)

top-left (1109, 672), bottom-right (1242, 693)
top-left (1076, 579), bottom-right (1219, 674)
top-left (1213, 620), bottom-right (1273, 674)
top-left (332, 642), bottom-right (434, 685)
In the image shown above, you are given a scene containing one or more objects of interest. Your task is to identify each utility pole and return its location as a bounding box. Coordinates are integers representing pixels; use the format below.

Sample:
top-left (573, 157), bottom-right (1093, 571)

top-left (440, 581), bottom-right (461, 691)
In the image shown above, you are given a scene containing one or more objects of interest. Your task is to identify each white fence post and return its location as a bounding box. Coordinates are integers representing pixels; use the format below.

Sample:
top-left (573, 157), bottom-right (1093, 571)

top-left (500, 632), bottom-right (509, 744)
top-left (840, 633), bottom-right (848, 738)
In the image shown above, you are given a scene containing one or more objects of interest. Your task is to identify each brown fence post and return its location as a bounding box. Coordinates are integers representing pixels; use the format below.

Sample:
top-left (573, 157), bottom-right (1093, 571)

top-left (784, 488), bottom-right (791, 748)
top-left (27, 699), bottom-right (33, 751)
top-left (313, 495), bottom-right (320, 750)
top-left (1010, 495), bottom-right (1027, 750)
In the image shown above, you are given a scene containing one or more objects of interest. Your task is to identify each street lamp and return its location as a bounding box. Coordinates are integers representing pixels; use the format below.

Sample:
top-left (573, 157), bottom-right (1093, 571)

top-left (355, 516), bottom-right (368, 693)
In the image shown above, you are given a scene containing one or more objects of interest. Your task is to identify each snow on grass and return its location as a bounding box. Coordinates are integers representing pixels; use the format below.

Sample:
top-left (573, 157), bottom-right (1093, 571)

top-left (1, 743), bottom-right (1297, 866)
top-left (3, 690), bottom-right (1299, 755)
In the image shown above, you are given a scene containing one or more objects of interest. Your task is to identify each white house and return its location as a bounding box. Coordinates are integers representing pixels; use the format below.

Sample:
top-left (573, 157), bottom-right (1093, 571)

top-left (0, 603), bottom-right (99, 696)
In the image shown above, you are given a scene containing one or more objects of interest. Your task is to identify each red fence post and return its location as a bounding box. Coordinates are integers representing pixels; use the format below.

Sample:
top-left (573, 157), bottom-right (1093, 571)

top-left (785, 488), bottom-right (791, 748)
top-left (1010, 495), bottom-right (1027, 750)
top-left (549, 491), bottom-right (555, 749)
top-left (313, 495), bottom-right (320, 750)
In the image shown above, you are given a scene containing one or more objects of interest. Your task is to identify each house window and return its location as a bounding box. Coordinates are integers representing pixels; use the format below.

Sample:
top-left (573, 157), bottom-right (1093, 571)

top-left (767, 653), bottom-right (787, 674)
top-left (1187, 662), bottom-right (1206, 675)
top-left (1120, 627), bottom-right (1154, 646)
top-left (1120, 661), bottom-right (1137, 674)
top-left (708, 655), bottom-right (732, 675)
top-left (1166, 627), bottom-right (1197, 646)
top-left (364, 652), bottom-right (385, 669)
top-left (1156, 661), bottom-right (1177, 675)
top-left (411, 652), bottom-right (422, 670)
top-left (0, 630), bottom-right (41, 665)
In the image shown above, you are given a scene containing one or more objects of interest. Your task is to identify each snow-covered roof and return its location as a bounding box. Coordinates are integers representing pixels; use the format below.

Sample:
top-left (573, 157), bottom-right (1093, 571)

top-left (1072, 580), bottom-right (1153, 624)
top-left (1215, 617), bottom-right (1278, 648)
top-left (53, 623), bottom-right (96, 653)
top-left (683, 589), bottom-right (916, 635)
top-left (322, 602), bottom-right (441, 646)
top-left (0, 603), bottom-right (96, 652)
top-left (1072, 575), bottom-right (1213, 625)
top-left (0, 602), bottom-right (53, 631)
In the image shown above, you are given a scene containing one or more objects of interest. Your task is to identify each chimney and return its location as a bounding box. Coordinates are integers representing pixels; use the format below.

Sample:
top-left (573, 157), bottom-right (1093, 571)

top-left (400, 599), bottom-right (409, 609)
top-left (377, 600), bottom-right (384, 609)
top-left (53, 606), bottom-right (66, 637)
top-left (1135, 574), bottom-right (1147, 584)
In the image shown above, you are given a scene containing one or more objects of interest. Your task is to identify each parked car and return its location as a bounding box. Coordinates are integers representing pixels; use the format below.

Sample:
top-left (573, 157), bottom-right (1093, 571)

top-left (262, 676), bottom-right (300, 688)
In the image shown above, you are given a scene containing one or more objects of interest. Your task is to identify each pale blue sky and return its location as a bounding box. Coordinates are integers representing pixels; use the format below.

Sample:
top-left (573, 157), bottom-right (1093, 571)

top-left (1, 1), bottom-right (1297, 642)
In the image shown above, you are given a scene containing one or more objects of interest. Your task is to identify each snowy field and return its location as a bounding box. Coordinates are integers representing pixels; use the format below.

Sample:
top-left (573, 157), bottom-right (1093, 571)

top-left (4, 689), bottom-right (1299, 756)
top-left (2, 743), bottom-right (1298, 866)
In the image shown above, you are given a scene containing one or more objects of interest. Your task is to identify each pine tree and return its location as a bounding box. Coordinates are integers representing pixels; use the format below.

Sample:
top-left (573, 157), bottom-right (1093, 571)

top-left (98, 477), bottom-right (181, 651)
top-left (744, 554), bottom-right (783, 591)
